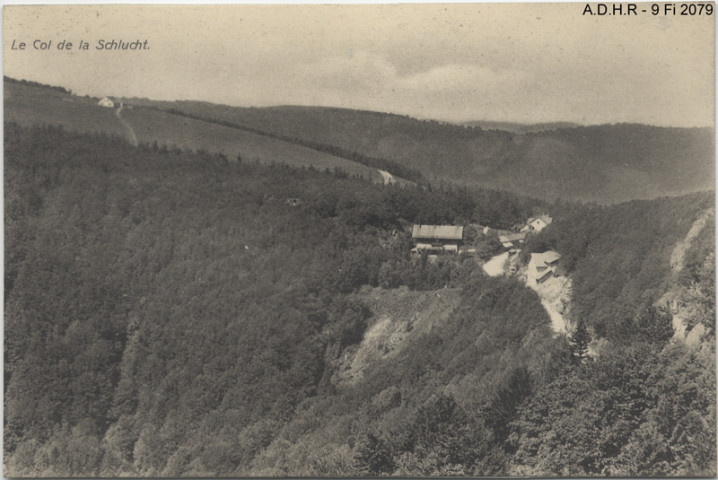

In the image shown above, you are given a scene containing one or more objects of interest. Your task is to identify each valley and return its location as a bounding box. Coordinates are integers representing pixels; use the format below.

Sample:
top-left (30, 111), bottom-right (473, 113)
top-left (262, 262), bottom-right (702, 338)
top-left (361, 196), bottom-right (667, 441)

top-left (3, 77), bottom-right (716, 478)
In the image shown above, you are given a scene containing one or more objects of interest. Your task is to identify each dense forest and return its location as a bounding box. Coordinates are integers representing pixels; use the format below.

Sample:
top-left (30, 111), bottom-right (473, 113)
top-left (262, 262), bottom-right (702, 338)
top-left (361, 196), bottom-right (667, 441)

top-left (4, 123), bottom-right (715, 476)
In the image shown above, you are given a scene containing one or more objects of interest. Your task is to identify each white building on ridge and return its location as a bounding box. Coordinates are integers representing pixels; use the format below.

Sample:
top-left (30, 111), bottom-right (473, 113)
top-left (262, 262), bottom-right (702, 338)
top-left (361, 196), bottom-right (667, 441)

top-left (98, 97), bottom-right (114, 108)
top-left (521, 214), bottom-right (553, 234)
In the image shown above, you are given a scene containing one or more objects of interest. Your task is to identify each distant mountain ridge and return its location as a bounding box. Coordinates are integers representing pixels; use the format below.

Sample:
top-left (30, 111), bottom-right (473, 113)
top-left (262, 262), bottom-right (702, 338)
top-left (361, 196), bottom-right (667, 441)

top-left (4, 77), bottom-right (714, 203)
top-left (126, 99), bottom-right (715, 203)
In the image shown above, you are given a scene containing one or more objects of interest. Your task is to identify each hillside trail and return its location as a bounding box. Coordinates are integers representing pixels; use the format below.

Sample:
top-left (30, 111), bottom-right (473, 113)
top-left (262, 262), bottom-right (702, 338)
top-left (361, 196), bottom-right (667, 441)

top-left (115, 104), bottom-right (138, 147)
top-left (482, 252), bottom-right (508, 277)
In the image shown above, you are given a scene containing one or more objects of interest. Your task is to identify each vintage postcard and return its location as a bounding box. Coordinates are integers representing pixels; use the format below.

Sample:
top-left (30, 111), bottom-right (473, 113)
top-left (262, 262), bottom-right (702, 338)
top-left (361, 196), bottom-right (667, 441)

top-left (3, 3), bottom-right (715, 477)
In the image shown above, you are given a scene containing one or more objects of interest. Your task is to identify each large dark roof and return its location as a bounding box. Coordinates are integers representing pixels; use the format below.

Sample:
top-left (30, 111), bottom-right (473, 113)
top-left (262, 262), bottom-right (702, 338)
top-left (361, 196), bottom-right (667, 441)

top-left (412, 225), bottom-right (464, 240)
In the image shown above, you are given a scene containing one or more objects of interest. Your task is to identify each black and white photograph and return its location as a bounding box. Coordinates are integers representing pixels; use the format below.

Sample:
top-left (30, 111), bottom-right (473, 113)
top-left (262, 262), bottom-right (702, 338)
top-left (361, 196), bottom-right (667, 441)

top-left (3, 3), bottom-right (716, 477)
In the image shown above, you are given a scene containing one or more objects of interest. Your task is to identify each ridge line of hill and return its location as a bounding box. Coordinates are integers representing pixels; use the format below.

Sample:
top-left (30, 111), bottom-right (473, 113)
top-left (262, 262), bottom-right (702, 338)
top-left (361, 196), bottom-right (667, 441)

top-left (4, 79), bottom-right (392, 185)
top-left (125, 97), bottom-right (715, 132)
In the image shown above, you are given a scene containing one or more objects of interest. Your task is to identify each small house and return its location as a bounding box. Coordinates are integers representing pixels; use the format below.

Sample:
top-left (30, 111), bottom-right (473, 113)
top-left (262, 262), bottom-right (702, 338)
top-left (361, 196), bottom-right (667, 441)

top-left (98, 97), bottom-right (115, 108)
top-left (412, 225), bottom-right (464, 254)
top-left (522, 214), bottom-right (553, 234)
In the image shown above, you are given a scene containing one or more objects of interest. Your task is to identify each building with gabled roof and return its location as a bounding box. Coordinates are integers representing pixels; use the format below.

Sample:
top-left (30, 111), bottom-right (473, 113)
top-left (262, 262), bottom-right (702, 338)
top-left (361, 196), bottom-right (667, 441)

top-left (98, 96), bottom-right (115, 108)
top-left (412, 225), bottom-right (464, 254)
top-left (522, 214), bottom-right (553, 234)
top-left (528, 250), bottom-right (562, 287)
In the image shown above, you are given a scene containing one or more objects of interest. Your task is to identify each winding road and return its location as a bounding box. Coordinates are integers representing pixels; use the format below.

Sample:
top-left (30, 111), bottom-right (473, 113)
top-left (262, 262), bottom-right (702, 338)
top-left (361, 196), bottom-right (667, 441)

top-left (115, 104), bottom-right (138, 146)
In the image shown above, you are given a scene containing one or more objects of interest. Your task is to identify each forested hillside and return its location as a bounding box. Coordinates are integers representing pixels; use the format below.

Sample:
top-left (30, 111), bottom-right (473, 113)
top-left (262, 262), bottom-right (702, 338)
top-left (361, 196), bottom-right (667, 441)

top-left (524, 194), bottom-right (715, 340)
top-left (5, 123), bottom-right (715, 477)
top-left (129, 100), bottom-right (715, 203)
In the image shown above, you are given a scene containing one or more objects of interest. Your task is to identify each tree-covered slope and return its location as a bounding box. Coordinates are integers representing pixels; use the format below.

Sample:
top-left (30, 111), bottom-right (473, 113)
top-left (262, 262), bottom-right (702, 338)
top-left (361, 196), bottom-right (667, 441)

top-left (131, 101), bottom-right (714, 203)
top-left (523, 194), bottom-right (714, 340)
top-left (3, 123), bottom-right (538, 476)
top-left (4, 123), bottom-right (715, 477)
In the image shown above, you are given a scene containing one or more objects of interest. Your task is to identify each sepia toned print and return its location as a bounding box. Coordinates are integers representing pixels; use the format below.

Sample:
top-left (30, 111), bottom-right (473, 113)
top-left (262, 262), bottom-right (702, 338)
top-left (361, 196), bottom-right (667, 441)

top-left (3, 3), bottom-right (715, 477)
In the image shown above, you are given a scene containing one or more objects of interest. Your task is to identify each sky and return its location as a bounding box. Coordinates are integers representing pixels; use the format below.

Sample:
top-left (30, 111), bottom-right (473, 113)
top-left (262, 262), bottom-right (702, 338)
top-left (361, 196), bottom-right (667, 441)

top-left (3, 3), bottom-right (715, 127)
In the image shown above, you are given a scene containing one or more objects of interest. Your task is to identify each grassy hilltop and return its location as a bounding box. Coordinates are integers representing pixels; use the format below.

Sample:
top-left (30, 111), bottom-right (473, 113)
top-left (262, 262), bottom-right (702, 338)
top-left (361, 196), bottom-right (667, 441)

top-left (4, 78), bottom-right (385, 183)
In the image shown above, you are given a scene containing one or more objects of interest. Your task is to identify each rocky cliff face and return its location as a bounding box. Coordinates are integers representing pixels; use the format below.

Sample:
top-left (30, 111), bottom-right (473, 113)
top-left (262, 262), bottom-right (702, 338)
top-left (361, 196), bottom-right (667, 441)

top-left (528, 274), bottom-right (572, 335)
top-left (660, 208), bottom-right (715, 348)
top-left (331, 287), bottom-right (462, 386)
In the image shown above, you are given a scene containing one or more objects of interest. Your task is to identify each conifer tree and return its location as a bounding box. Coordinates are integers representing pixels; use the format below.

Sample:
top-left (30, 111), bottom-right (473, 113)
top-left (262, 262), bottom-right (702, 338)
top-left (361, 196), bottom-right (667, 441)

top-left (354, 433), bottom-right (394, 476)
top-left (569, 320), bottom-right (591, 363)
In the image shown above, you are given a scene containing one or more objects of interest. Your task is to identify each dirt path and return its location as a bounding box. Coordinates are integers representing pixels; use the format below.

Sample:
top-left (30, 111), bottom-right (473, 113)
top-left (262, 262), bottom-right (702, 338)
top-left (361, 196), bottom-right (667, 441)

top-left (670, 208), bottom-right (714, 273)
top-left (481, 250), bottom-right (569, 334)
top-left (482, 252), bottom-right (508, 277)
top-left (115, 104), bottom-right (138, 146)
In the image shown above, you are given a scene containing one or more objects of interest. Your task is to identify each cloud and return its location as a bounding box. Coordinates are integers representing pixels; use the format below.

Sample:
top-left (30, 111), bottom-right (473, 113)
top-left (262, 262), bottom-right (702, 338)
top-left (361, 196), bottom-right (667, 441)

top-left (401, 63), bottom-right (520, 91)
top-left (297, 51), bottom-right (399, 93)
top-left (4, 4), bottom-right (713, 127)
top-left (284, 52), bottom-right (524, 114)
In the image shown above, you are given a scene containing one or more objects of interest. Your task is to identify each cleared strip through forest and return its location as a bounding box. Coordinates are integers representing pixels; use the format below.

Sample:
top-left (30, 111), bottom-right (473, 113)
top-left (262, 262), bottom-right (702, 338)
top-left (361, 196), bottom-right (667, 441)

top-left (151, 106), bottom-right (422, 183)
